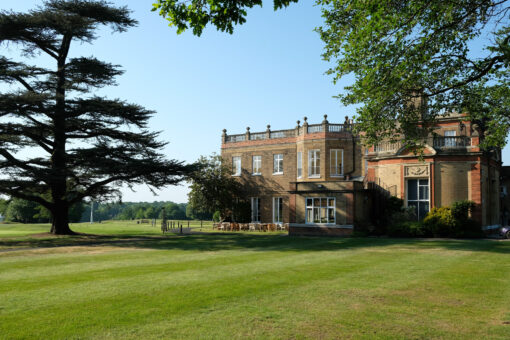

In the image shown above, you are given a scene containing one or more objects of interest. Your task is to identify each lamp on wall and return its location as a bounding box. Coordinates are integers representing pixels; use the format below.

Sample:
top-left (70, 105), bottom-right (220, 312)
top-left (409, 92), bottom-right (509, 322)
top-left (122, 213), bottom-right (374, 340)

top-left (317, 184), bottom-right (324, 189)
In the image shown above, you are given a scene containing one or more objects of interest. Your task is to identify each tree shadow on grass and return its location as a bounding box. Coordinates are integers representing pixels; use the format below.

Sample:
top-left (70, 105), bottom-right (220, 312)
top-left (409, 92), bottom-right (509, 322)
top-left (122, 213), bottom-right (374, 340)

top-left (0, 232), bottom-right (509, 254)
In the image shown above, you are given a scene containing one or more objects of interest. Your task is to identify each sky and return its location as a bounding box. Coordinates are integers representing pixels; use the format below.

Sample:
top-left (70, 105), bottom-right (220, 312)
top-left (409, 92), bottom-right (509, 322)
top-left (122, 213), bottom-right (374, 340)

top-left (2, 1), bottom-right (509, 203)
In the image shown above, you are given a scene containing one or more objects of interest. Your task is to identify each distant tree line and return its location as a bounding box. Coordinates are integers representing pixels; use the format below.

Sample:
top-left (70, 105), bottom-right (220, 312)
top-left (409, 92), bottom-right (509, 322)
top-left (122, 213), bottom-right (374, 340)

top-left (0, 198), bottom-right (212, 223)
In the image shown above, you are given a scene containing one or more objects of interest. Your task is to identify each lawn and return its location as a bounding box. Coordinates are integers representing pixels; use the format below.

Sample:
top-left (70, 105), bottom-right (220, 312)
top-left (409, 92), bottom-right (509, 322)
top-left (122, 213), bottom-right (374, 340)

top-left (0, 222), bottom-right (509, 339)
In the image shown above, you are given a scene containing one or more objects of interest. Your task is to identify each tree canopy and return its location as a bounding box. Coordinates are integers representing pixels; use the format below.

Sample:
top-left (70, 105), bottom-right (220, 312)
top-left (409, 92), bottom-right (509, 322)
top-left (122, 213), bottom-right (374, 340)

top-left (317, 0), bottom-right (509, 147)
top-left (153, 0), bottom-right (509, 148)
top-left (152, 0), bottom-right (298, 36)
top-left (187, 154), bottom-right (243, 221)
top-left (0, 1), bottom-right (194, 234)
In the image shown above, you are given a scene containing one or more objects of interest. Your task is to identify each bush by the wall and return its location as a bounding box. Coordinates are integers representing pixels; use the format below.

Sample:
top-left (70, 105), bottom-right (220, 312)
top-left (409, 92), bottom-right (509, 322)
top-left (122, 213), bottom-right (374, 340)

top-left (386, 199), bottom-right (481, 238)
top-left (422, 207), bottom-right (456, 237)
top-left (422, 201), bottom-right (481, 238)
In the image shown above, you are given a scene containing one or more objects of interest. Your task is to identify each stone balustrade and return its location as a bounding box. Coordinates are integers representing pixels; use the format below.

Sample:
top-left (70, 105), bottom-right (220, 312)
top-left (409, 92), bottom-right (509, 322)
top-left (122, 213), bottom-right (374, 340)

top-left (222, 115), bottom-right (353, 144)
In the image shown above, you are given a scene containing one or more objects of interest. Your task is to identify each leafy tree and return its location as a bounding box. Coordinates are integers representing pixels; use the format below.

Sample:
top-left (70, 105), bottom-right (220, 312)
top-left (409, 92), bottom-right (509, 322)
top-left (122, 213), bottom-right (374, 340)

top-left (0, 198), bottom-right (9, 217)
top-left (187, 154), bottom-right (243, 221)
top-left (317, 0), bottom-right (510, 147)
top-left (144, 206), bottom-right (156, 219)
top-left (34, 200), bottom-right (85, 223)
top-left (5, 198), bottom-right (40, 223)
top-left (163, 202), bottom-right (186, 219)
top-left (152, 0), bottom-right (298, 36)
top-left (135, 208), bottom-right (146, 220)
top-left (0, 1), bottom-right (194, 234)
top-left (186, 203), bottom-right (212, 220)
top-left (155, 0), bottom-right (509, 148)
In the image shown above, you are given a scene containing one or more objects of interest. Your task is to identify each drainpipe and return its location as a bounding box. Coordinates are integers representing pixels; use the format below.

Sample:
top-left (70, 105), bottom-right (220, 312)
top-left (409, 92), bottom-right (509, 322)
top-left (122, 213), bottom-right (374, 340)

top-left (344, 118), bottom-right (356, 180)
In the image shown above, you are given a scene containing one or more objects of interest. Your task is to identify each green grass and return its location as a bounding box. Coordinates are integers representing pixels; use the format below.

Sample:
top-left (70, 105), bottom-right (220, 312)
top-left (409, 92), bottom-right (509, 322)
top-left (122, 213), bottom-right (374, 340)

top-left (0, 223), bottom-right (509, 339)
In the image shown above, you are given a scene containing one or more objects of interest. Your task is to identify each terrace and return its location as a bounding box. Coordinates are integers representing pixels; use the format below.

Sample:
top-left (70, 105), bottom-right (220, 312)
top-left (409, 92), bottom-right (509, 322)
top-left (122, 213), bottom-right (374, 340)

top-left (222, 115), bottom-right (353, 144)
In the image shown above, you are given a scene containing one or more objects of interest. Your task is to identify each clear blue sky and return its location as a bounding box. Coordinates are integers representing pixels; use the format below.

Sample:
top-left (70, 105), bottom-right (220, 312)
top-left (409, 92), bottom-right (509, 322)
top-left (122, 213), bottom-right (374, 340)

top-left (2, 1), bottom-right (509, 203)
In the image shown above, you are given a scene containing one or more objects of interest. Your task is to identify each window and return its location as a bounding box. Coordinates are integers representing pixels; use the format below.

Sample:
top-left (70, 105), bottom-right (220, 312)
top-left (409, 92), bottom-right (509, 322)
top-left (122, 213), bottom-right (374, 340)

top-left (273, 197), bottom-right (283, 223)
top-left (407, 179), bottom-right (429, 220)
top-left (251, 197), bottom-right (261, 222)
top-left (273, 154), bottom-right (283, 174)
top-left (308, 150), bottom-right (320, 177)
top-left (330, 149), bottom-right (343, 176)
top-left (232, 156), bottom-right (241, 176)
top-left (252, 155), bottom-right (261, 175)
top-left (444, 130), bottom-right (456, 147)
top-left (306, 197), bottom-right (335, 224)
top-left (297, 152), bottom-right (303, 178)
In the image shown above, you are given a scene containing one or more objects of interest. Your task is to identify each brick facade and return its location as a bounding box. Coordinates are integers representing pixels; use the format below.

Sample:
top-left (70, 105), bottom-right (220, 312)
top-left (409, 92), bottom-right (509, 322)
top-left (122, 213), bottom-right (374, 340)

top-left (221, 114), bottom-right (503, 234)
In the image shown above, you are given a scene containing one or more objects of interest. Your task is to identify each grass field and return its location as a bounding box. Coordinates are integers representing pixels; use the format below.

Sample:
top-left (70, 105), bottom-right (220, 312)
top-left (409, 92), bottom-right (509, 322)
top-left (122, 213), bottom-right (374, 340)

top-left (0, 222), bottom-right (509, 339)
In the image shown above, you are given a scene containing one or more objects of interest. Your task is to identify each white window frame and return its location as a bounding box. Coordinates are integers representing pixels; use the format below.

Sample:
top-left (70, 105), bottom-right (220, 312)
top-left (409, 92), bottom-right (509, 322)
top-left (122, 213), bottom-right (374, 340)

top-left (251, 197), bottom-right (261, 222)
top-left (330, 149), bottom-right (344, 177)
top-left (444, 130), bottom-right (457, 147)
top-left (305, 197), bottom-right (336, 224)
top-left (273, 154), bottom-right (284, 175)
top-left (308, 150), bottom-right (320, 178)
top-left (272, 197), bottom-right (283, 223)
top-left (232, 156), bottom-right (241, 176)
top-left (297, 152), bottom-right (303, 178)
top-left (252, 155), bottom-right (261, 175)
top-left (406, 179), bottom-right (430, 220)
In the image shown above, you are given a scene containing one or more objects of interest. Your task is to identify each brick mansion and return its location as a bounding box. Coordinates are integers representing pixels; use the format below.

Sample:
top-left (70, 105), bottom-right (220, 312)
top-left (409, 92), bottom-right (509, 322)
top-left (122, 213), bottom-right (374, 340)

top-left (221, 114), bottom-right (509, 236)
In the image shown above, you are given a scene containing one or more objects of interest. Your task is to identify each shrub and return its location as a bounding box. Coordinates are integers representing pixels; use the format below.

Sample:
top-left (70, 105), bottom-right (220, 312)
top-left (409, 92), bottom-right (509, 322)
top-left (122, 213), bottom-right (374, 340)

top-left (423, 207), bottom-right (456, 237)
top-left (422, 201), bottom-right (482, 238)
top-left (212, 211), bottom-right (221, 222)
top-left (451, 200), bottom-right (475, 222)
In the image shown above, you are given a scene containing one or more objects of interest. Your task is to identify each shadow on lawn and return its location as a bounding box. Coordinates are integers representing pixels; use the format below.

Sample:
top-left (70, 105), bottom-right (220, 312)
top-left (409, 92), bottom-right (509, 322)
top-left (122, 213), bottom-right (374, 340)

top-left (1, 232), bottom-right (509, 254)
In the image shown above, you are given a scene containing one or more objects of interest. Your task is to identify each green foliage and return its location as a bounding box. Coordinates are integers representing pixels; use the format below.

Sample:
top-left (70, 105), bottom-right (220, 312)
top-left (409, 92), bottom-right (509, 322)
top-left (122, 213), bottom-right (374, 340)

top-left (423, 207), bottom-right (456, 237)
top-left (5, 198), bottom-right (40, 223)
top-left (0, 198), bottom-right (9, 216)
top-left (388, 200), bottom-right (481, 238)
top-left (451, 200), bottom-right (475, 222)
top-left (187, 154), bottom-right (244, 221)
top-left (0, 1), bottom-right (194, 234)
top-left (152, 0), bottom-right (298, 36)
top-left (212, 210), bottom-right (221, 222)
top-left (80, 201), bottom-right (189, 222)
top-left (317, 0), bottom-right (509, 148)
top-left (422, 200), bottom-right (481, 238)
top-left (186, 204), bottom-right (212, 220)
top-left (4, 198), bottom-right (85, 223)
top-left (232, 200), bottom-right (251, 223)
top-left (371, 195), bottom-right (405, 235)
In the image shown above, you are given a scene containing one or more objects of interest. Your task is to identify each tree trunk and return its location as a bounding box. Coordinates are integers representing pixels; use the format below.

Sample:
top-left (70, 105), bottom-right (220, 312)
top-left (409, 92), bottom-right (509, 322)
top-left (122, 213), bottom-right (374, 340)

top-left (49, 36), bottom-right (73, 236)
top-left (50, 201), bottom-right (74, 235)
